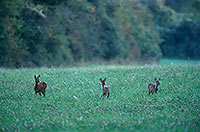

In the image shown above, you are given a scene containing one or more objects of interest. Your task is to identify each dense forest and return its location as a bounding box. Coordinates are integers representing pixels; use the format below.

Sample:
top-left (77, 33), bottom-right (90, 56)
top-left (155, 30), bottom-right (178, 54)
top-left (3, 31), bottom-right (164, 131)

top-left (0, 0), bottom-right (200, 68)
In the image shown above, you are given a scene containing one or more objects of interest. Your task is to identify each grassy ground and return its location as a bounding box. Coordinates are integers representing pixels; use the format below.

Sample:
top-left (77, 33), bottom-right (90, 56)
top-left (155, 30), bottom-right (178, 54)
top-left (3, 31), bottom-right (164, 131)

top-left (160, 58), bottom-right (200, 65)
top-left (0, 64), bottom-right (200, 131)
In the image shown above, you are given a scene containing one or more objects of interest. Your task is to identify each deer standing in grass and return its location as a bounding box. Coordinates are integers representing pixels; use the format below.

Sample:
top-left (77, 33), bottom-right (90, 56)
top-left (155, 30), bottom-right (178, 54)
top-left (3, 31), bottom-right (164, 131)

top-left (34, 75), bottom-right (47, 96)
top-left (148, 78), bottom-right (160, 95)
top-left (100, 78), bottom-right (110, 98)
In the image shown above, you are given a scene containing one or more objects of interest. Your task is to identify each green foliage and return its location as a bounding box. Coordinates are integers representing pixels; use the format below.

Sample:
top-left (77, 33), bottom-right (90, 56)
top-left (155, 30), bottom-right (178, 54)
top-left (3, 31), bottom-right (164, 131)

top-left (160, 0), bottom-right (200, 59)
top-left (0, 0), bottom-right (199, 67)
top-left (165, 0), bottom-right (196, 13)
top-left (161, 20), bottom-right (200, 59)
top-left (0, 0), bottom-right (26, 68)
top-left (0, 64), bottom-right (200, 131)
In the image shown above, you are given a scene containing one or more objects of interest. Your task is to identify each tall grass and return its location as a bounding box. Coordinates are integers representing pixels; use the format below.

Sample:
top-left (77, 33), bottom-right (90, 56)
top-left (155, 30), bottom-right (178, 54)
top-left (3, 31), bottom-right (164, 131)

top-left (0, 64), bottom-right (200, 131)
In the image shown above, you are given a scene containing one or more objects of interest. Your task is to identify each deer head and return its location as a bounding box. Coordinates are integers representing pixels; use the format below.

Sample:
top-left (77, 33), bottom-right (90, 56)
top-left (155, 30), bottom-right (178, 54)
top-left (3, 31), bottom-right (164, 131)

top-left (155, 78), bottom-right (161, 86)
top-left (34, 75), bottom-right (40, 83)
top-left (100, 78), bottom-right (106, 86)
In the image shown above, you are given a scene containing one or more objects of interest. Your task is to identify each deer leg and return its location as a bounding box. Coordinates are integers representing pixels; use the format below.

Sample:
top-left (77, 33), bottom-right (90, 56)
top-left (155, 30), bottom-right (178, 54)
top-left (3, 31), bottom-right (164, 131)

top-left (39, 92), bottom-right (42, 96)
top-left (102, 93), bottom-right (106, 97)
top-left (155, 88), bottom-right (158, 94)
top-left (35, 92), bottom-right (37, 96)
top-left (42, 91), bottom-right (45, 97)
top-left (107, 93), bottom-right (110, 98)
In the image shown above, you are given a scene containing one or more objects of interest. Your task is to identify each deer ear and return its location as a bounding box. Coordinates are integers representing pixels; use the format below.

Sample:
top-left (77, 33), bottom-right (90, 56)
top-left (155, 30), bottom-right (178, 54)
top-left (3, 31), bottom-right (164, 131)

top-left (100, 78), bottom-right (102, 82)
top-left (38, 74), bottom-right (40, 78)
top-left (103, 78), bottom-right (106, 82)
top-left (155, 78), bottom-right (157, 81)
top-left (34, 75), bottom-right (36, 79)
top-left (158, 78), bottom-right (161, 81)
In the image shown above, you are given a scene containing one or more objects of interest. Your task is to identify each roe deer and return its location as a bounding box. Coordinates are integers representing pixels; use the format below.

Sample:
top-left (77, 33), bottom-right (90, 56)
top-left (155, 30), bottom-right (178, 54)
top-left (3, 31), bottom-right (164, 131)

top-left (34, 75), bottom-right (47, 96)
top-left (100, 78), bottom-right (110, 98)
top-left (148, 78), bottom-right (160, 95)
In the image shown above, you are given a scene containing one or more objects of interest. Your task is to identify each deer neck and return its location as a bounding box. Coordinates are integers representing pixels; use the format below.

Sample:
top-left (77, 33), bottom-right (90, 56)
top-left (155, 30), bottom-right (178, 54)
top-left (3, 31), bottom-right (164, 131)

top-left (155, 84), bottom-right (159, 89)
top-left (102, 84), bottom-right (105, 90)
top-left (35, 81), bottom-right (39, 87)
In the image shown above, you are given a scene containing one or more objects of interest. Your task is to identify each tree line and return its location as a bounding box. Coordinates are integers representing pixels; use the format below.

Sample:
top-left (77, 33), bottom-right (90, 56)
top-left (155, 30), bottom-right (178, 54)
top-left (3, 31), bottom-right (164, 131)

top-left (0, 0), bottom-right (200, 68)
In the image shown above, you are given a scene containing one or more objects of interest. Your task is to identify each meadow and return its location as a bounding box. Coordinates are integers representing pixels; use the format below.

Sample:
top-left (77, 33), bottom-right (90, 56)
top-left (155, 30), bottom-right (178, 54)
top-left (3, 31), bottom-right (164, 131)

top-left (0, 62), bottom-right (200, 131)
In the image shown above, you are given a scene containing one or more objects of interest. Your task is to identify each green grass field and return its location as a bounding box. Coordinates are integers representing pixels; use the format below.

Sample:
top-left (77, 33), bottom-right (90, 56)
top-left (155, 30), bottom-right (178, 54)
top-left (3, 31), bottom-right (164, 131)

top-left (0, 63), bottom-right (200, 131)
